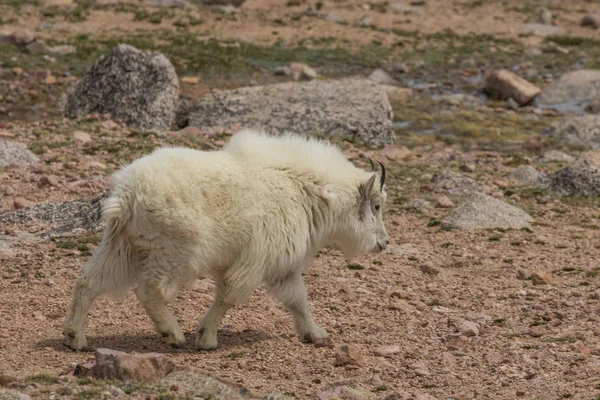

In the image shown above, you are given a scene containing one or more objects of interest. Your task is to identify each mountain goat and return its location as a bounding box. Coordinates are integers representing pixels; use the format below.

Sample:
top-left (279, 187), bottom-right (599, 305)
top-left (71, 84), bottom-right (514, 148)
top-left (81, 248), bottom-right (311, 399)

top-left (63, 129), bottom-right (389, 351)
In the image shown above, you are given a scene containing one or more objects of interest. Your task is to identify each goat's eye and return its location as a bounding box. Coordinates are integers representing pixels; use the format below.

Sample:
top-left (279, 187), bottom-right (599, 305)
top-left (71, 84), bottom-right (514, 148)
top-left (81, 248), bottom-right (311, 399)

top-left (374, 204), bottom-right (381, 212)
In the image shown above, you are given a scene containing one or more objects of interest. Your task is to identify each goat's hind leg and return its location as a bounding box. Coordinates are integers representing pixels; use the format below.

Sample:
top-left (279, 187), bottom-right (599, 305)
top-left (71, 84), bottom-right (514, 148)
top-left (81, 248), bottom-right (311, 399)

top-left (63, 275), bottom-right (101, 351)
top-left (134, 279), bottom-right (186, 349)
top-left (268, 271), bottom-right (328, 343)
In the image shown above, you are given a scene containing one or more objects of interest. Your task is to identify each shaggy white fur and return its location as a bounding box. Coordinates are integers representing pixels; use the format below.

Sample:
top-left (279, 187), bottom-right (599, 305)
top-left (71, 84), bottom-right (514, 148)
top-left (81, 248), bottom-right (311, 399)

top-left (63, 129), bottom-right (389, 351)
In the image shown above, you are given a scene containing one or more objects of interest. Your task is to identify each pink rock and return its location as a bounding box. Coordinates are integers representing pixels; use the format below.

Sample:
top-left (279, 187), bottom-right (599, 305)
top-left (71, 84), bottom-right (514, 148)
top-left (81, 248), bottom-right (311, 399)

top-left (373, 345), bottom-right (401, 357)
top-left (13, 197), bottom-right (34, 209)
top-left (379, 144), bottom-right (412, 162)
top-left (91, 348), bottom-right (175, 383)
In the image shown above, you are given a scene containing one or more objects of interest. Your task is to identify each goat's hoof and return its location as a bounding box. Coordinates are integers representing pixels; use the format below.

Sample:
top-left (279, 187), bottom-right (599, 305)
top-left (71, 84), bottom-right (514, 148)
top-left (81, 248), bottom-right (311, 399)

top-left (169, 341), bottom-right (186, 349)
top-left (196, 335), bottom-right (218, 351)
top-left (63, 335), bottom-right (88, 352)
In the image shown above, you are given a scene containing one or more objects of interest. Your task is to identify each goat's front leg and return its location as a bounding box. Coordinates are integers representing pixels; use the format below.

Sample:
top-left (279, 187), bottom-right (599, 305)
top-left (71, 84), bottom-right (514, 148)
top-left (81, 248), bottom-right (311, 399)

top-left (196, 294), bottom-right (233, 351)
top-left (268, 271), bottom-right (328, 343)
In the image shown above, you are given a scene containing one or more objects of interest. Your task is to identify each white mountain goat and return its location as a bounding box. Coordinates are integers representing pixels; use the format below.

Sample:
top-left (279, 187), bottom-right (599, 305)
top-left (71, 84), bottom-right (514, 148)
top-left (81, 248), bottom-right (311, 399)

top-left (63, 129), bottom-right (389, 351)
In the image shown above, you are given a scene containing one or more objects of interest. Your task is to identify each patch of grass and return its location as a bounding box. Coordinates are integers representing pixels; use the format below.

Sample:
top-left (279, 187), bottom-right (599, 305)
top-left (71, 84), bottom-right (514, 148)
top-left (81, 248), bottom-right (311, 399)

top-left (427, 219), bottom-right (441, 227)
top-left (442, 242), bottom-right (453, 248)
top-left (493, 318), bottom-right (506, 326)
top-left (372, 260), bottom-right (382, 265)
top-left (544, 336), bottom-right (578, 344)
top-left (373, 385), bottom-right (389, 392)
top-left (25, 373), bottom-right (59, 385)
top-left (347, 263), bottom-right (365, 270)
top-left (55, 239), bottom-right (77, 249)
top-left (488, 234), bottom-right (502, 241)
top-left (76, 388), bottom-right (104, 399)
top-left (224, 351), bottom-right (246, 359)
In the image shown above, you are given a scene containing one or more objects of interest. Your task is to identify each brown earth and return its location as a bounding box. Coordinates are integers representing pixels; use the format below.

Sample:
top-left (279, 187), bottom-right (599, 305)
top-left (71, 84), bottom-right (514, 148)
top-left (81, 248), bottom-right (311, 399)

top-left (1, 0), bottom-right (600, 399)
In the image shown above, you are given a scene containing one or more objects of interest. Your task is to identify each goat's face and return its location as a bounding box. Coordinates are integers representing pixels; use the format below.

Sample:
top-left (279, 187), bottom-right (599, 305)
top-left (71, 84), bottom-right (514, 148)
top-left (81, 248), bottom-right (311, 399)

top-left (334, 160), bottom-right (390, 259)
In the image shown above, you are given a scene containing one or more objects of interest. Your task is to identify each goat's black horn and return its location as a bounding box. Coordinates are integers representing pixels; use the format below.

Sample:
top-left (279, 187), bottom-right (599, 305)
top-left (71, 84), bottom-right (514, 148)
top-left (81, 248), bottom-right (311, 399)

top-left (368, 158), bottom-right (376, 172)
top-left (377, 161), bottom-right (386, 189)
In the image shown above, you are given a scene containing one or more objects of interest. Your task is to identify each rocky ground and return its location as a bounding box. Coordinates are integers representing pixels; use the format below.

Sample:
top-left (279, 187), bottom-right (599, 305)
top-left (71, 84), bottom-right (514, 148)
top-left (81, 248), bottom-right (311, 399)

top-left (1, 0), bottom-right (600, 399)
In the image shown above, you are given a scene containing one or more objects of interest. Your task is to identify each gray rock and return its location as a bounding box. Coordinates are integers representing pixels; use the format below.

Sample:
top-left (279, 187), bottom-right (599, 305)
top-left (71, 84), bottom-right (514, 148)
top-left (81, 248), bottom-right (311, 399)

top-left (0, 140), bottom-right (39, 168)
top-left (188, 78), bottom-right (395, 147)
top-left (431, 170), bottom-right (486, 197)
top-left (519, 23), bottom-right (563, 37)
top-left (368, 69), bottom-right (399, 86)
top-left (431, 93), bottom-right (483, 109)
top-left (441, 192), bottom-right (533, 231)
top-left (537, 150), bottom-right (575, 164)
top-left (549, 150), bottom-right (600, 196)
top-left (387, 3), bottom-right (422, 15)
top-left (0, 388), bottom-right (31, 400)
top-left (0, 191), bottom-right (108, 237)
top-left (322, 12), bottom-right (344, 23)
top-left (48, 44), bottom-right (77, 55)
top-left (536, 70), bottom-right (600, 113)
top-left (64, 44), bottom-right (179, 132)
top-left (540, 115), bottom-right (600, 150)
top-left (197, 0), bottom-right (246, 6)
top-left (161, 369), bottom-right (246, 399)
top-left (529, 7), bottom-right (552, 24)
top-left (146, 0), bottom-right (193, 7)
top-left (508, 165), bottom-right (541, 187)
top-left (581, 13), bottom-right (600, 29)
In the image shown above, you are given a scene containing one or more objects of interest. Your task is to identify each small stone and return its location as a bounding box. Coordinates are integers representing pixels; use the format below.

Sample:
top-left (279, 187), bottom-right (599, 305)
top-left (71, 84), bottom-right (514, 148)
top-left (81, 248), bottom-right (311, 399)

top-left (180, 76), bottom-right (201, 84)
top-left (40, 175), bottom-right (60, 187)
top-left (581, 13), bottom-right (600, 29)
top-left (509, 165), bottom-right (540, 187)
top-left (72, 130), bottom-right (92, 144)
top-left (1, 185), bottom-right (15, 196)
top-left (101, 120), bottom-right (119, 130)
top-left (531, 271), bottom-right (555, 286)
top-left (459, 320), bottom-right (479, 337)
top-left (419, 264), bottom-right (439, 275)
top-left (373, 345), bottom-right (401, 357)
top-left (538, 150), bottom-right (574, 164)
top-left (369, 374), bottom-right (383, 386)
top-left (516, 269), bottom-right (531, 280)
top-left (274, 66), bottom-right (291, 76)
top-left (73, 361), bottom-right (96, 378)
top-left (48, 44), bottom-right (77, 55)
top-left (528, 327), bottom-right (544, 338)
top-left (13, 197), bottom-right (34, 209)
top-left (485, 69), bottom-right (541, 106)
top-left (520, 23), bottom-right (563, 37)
top-left (516, 390), bottom-right (526, 397)
top-left (530, 7), bottom-right (552, 24)
top-left (26, 40), bottom-right (47, 54)
top-left (289, 63), bottom-right (317, 81)
top-left (88, 161), bottom-right (107, 169)
top-left (493, 178), bottom-right (509, 189)
top-left (334, 344), bottom-right (365, 367)
top-left (437, 196), bottom-right (454, 208)
top-left (6, 28), bottom-right (35, 46)
top-left (368, 69), bottom-right (399, 86)
top-left (459, 163), bottom-right (475, 173)
top-left (379, 144), bottom-right (412, 162)
top-left (387, 2), bottom-right (422, 14)
top-left (549, 150), bottom-right (600, 196)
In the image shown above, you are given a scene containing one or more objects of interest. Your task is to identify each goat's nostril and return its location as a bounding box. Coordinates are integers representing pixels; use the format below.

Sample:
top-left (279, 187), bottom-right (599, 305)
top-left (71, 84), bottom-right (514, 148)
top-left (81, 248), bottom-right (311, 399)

top-left (384, 239), bottom-right (390, 245)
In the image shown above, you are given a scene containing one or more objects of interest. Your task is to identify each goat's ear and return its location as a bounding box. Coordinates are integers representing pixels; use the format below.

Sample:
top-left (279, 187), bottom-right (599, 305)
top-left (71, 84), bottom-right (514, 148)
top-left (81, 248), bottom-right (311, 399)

top-left (359, 173), bottom-right (377, 200)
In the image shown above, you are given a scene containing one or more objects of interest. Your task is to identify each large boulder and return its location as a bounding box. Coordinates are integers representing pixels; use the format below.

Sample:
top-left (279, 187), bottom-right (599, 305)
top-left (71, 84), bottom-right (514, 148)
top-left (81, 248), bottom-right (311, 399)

top-left (540, 115), bottom-right (600, 150)
top-left (0, 191), bottom-right (108, 237)
top-left (64, 44), bottom-right (179, 132)
top-left (549, 150), bottom-right (600, 196)
top-left (187, 78), bottom-right (395, 147)
top-left (87, 348), bottom-right (175, 383)
top-left (536, 70), bottom-right (600, 113)
top-left (0, 140), bottom-right (39, 168)
top-left (441, 192), bottom-right (533, 230)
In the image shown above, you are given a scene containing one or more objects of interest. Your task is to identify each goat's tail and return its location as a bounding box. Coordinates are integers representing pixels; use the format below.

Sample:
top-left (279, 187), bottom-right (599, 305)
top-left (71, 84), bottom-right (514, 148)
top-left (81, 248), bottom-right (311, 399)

top-left (83, 194), bottom-right (136, 302)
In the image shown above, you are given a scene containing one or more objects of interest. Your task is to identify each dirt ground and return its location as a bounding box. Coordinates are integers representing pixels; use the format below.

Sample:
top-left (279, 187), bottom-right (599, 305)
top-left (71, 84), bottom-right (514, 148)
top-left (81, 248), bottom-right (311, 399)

top-left (1, 0), bottom-right (600, 399)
